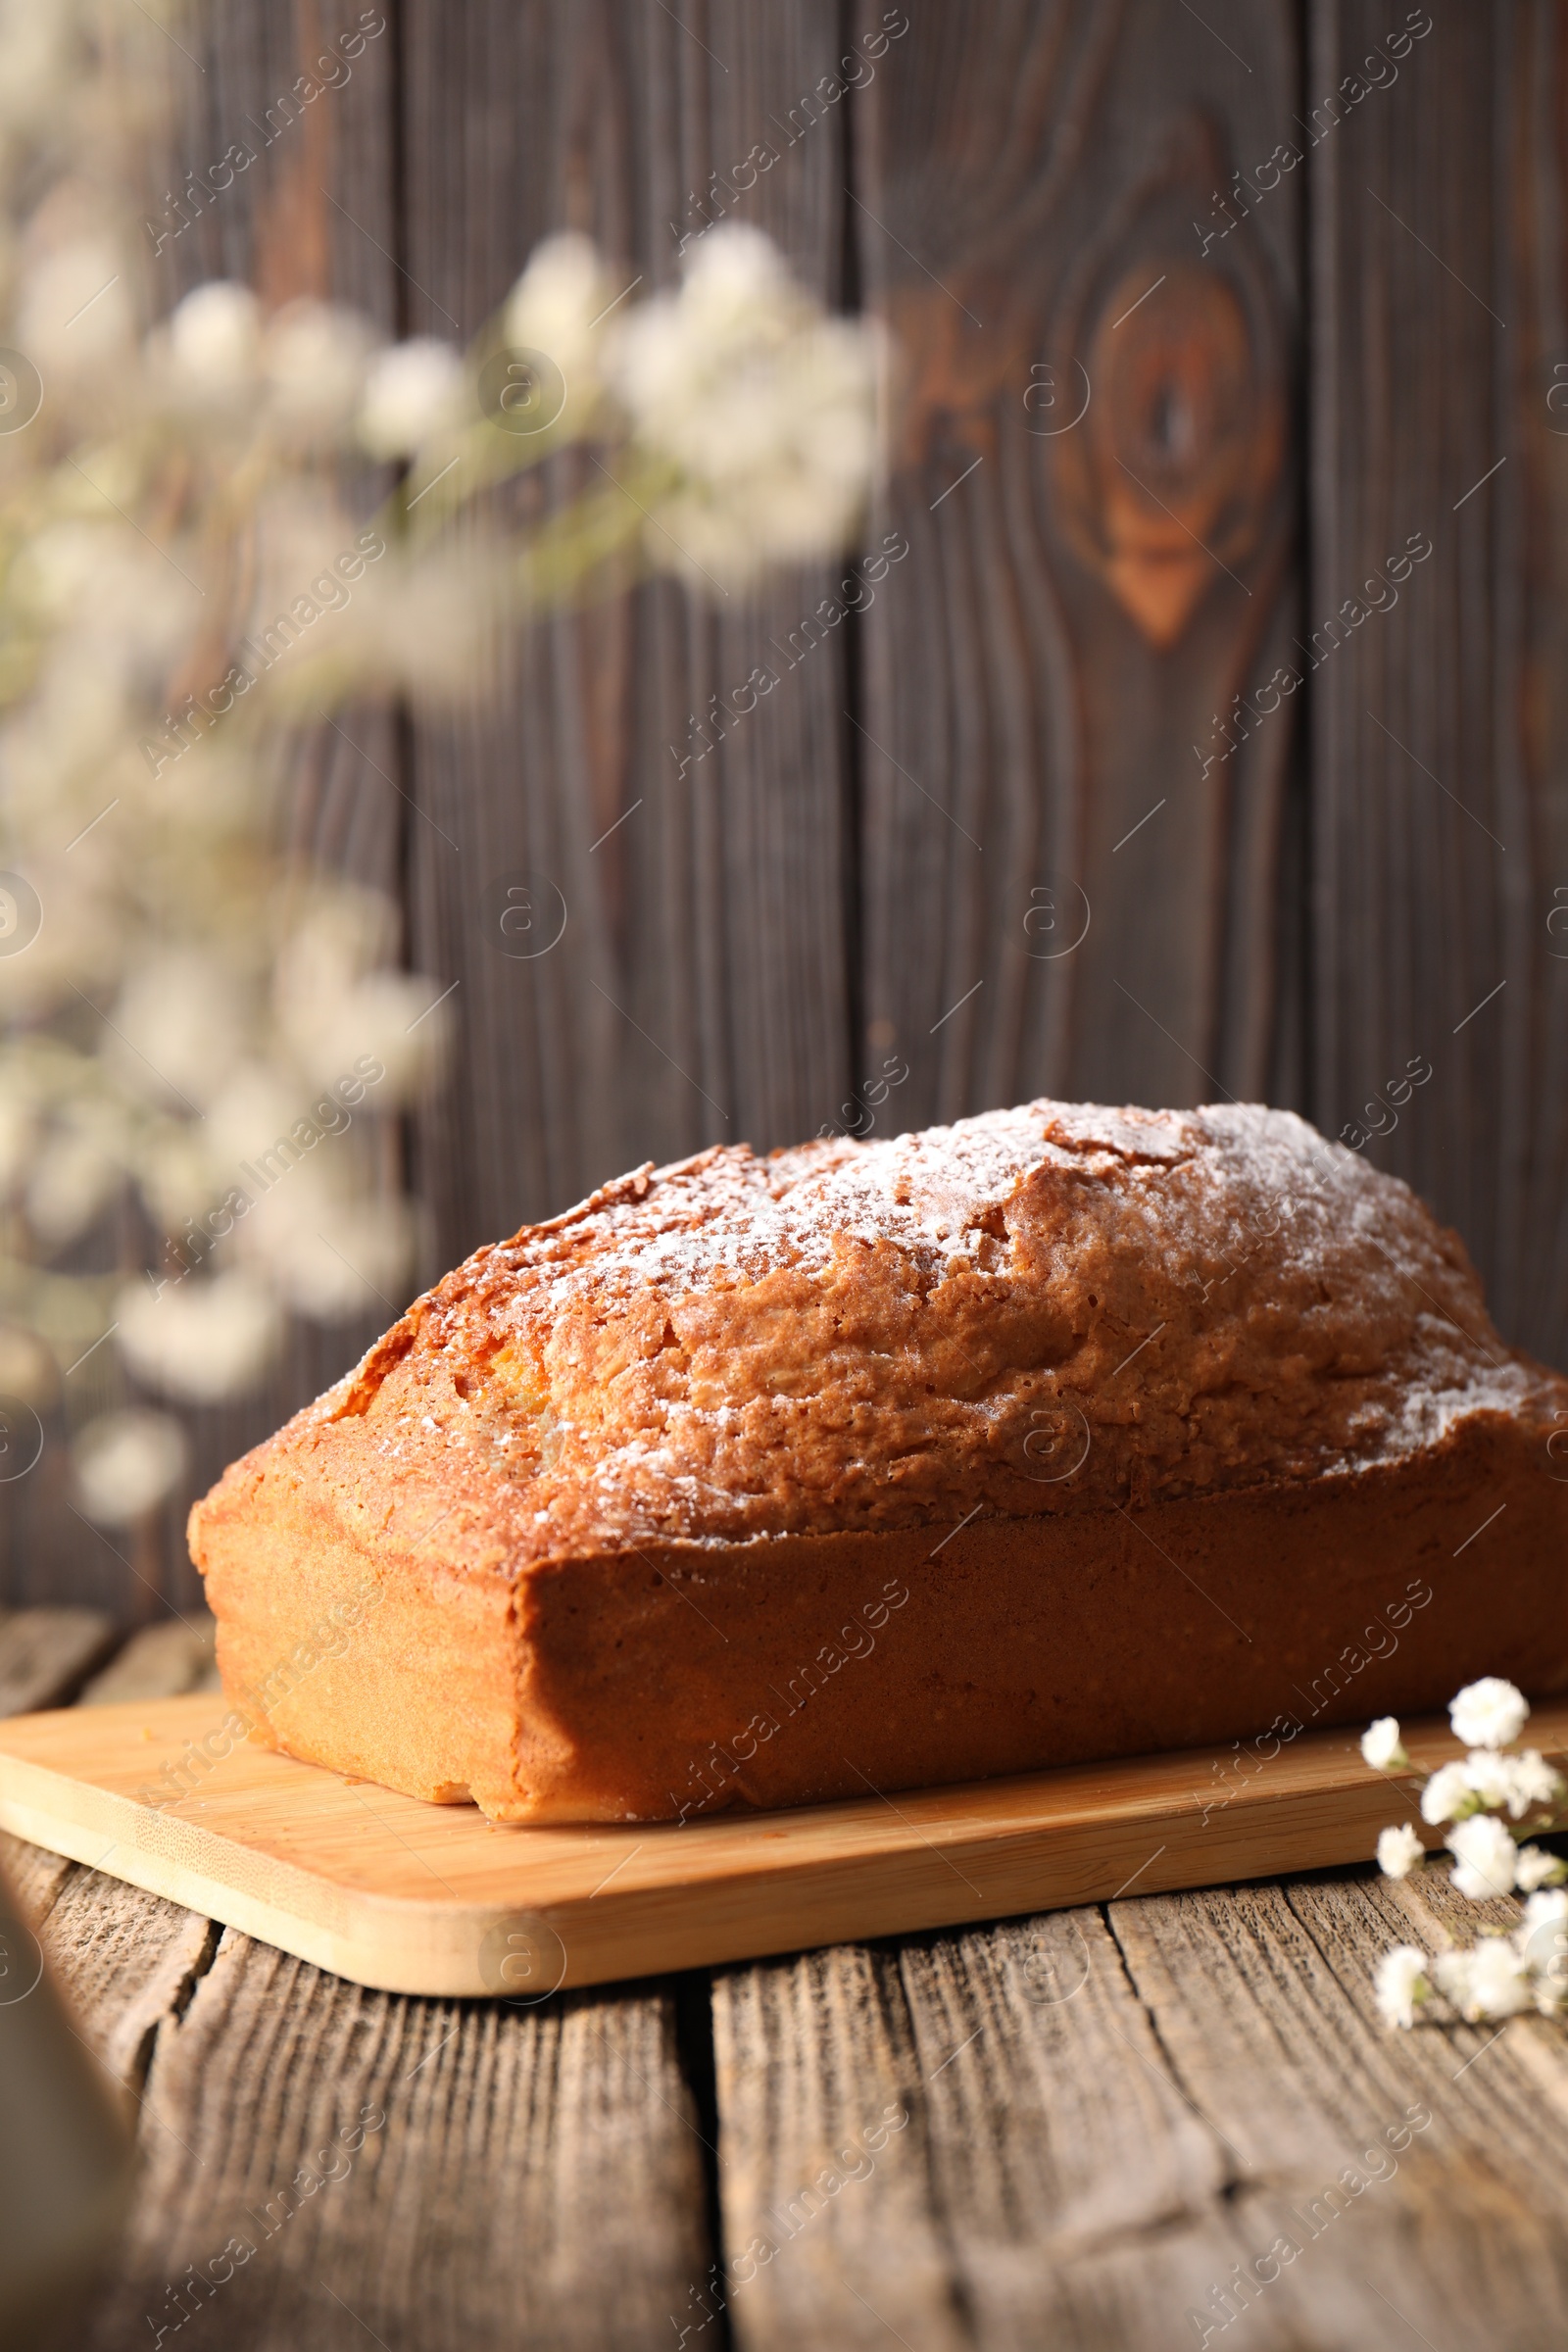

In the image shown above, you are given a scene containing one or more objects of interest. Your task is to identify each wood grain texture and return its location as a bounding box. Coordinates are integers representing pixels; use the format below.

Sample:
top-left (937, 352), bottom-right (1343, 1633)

top-left (399, 0), bottom-right (857, 1269)
top-left (19, 1864), bottom-right (218, 2099)
top-left (1507, 0), bottom-right (1568, 1373)
top-left (710, 1941), bottom-right (969, 2350)
top-left (4, 0), bottom-right (407, 1624)
top-left (1306, 0), bottom-right (1568, 1369)
top-left (855, 0), bottom-right (1303, 1129)
top-left (0, 1617), bottom-right (714, 2352)
top-left (709, 1866), bottom-right (1568, 2352)
top-left (164, 0), bottom-right (408, 1615)
top-left (78, 1613), bottom-right (220, 1706)
top-left (0, 1608), bottom-right (117, 1716)
top-left (80, 1935), bottom-right (710, 2352)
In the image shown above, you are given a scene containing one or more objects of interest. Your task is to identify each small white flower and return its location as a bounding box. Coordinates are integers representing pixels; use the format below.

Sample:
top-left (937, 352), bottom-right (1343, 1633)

top-left (359, 337), bottom-right (467, 458)
top-left (1502, 1749), bottom-right (1565, 1820)
top-left (116, 1271), bottom-right (281, 1402)
top-left (503, 231), bottom-right (613, 416)
top-left (1535, 1972), bottom-right (1568, 2018)
top-left (1460, 1746), bottom-right (1564, 1821)
top-left (604, 223), bottom-right (880, 589)
top-left (1513, 1844), bottom-right (1568, 1893)
top-left (18, 236), bottom-right (134, 373)
top-left (1447, 1813), bottom-right (1520, 1900)
top-left (1420, 1759), bottom-right (1475, 1825)
top-left (25, 1133), bottom-right (119, 1245)
top-left (1377, 1823), bottom-right (1424, 1880)
top-left (108, 953), bottom-right (242, 1108)
top-left (168, 282), bottom-right (262, 395)
top-left (240, 1193), bottom-right (414, 1323)
top-left (1520, 1887), bottom-right (1568, 1936)
top-left (1434, 1936), bottom-right (1536, 2022)
top-left (1449, 1676), bottom-right (1530, 1751)
top-left (1517, 1888), bottom-right (1568, 1994)
top-left (1361, 1717), bottom-right (1408, 1772)
top-left (1462, 1748), bottom-right (1520, 1812)
top-left (263, 299), bottom-right (377, 436)
top-left (73, 1408), bottom-right (187, 1525)
top-left (1431, 1947), bottom-right (1475, 2011)
top-left (292, 969), bottom-right (449, 1100)
top-left (1374, 1945), bottom-right (1432, 2030)
top-left (0, 1322), bottom-right (55, 1406)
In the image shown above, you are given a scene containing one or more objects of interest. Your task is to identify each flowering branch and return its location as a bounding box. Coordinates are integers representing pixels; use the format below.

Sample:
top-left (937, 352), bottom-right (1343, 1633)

top-left (0, 1), bottom-right (884, 1537)
top-left (1365, 1679), bottom-right (1568, 2028)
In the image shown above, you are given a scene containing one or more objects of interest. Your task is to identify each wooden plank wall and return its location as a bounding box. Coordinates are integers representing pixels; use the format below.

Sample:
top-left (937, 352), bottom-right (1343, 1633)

top-left (5, 0), bottom-right (402, 1618)
top-left (1311, 0), bottom-right (1568, 1370)
top-left (858, 0), bottom-right (1301, 1124)
top-left (8, 0), bottom-right (1568, 1616)
top-left (399, 0), bottom-right (858, 1258)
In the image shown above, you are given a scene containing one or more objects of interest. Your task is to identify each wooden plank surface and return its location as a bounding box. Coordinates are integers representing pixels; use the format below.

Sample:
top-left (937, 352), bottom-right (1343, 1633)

top-left (857, 0), bottom-right (1302, 1128)
top-left (0, 1607), bottom-right (117, 1717)
top-left (1306, 0), bottom-right (1568, 1369)
top-left (1, 1691), bottom-right (1541, 1997)
top-left (710, 1869), bottom-right (1568, 2351)
top-left (78, 1613), bottom-right (220, 1707)
top-left (400, 0), bottom-right (858, 1268)
top-left (79, 1938), bottom-right (710, 2352)
top-left (2, 1620), bottom-right (712, 2352)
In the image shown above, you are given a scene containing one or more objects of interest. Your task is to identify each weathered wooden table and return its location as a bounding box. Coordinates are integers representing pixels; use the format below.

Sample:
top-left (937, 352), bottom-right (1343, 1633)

top-left (7, 1605), bottom-right (1568, 2352)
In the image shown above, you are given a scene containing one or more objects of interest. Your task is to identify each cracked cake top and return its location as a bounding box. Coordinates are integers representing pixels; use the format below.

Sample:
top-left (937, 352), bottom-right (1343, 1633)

top-left (193, 1099), bottom-right (1562, 1575)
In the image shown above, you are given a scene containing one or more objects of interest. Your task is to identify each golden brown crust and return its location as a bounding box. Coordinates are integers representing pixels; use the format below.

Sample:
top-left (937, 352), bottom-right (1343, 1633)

top-left (188, 1099), bottom-right (1568, 1821)
top-left (197, 1413), bottom-right (1568, 1823)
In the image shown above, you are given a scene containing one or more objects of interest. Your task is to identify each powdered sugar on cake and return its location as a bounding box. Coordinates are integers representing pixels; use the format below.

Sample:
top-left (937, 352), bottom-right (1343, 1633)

top-left (262, 1100), bottom-right (1561, 1568)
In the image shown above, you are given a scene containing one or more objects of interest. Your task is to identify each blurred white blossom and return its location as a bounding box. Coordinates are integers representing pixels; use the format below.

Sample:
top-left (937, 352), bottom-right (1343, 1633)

top-left (0, 1322), bottom-right (58, 1405)
top-left (1518, 1887), bottom-right (1568, 1995)
top-left (108, 952), bottom-right (244, 1107)
top-left (116, 1271), bottom-right (282, 1401)
top-left (1463, 1746), bottom-right (1566, 1821)
top-left (0, 5), bottom-right (885, 1519)
top-left (240, 1192), bottom-right (416, 1321)
top-left (1510, 1751), bottom-right (1567, 1815)
top-left (1419, 1759), bottom-right (1474, 1825)
top-left (1463, 1746), bottom-right (1523, 1813)
top-left (1515, 1844), bottom-right (1568, 1893)
top-left (1448, 1814), bottom-right (1520, 1900)
top-left (359, 336), bottom-right (467, 458)
top-left (263, 299), bottom-right (378, 437)
top-left (25, 1131), bottom-right (118, 1245)
top-left (1376, 1823), bottom-right (1423, 1880)
top-left (73, 1405), bottom-right (187, 1523)
top-left (166, 280), bottom-right (262, 396)
top-left (1433, 1938), bottom-right (1537, 2024)
top-left (1450, 1677), bottom-right (1530, 1751)
top-left (1361, 1717), bottom-right (1407, 1773)
top-left (17, 233), bottom-right (134, 376)
top-left (1521, 1888), bottom-right (1568, 1939)
top-left (604, 223), bottom-right (881, 588)
top-left (1373, 1946), bottom-right (1431, 2031)
top-left (503, 232), bottom-right (613, 424)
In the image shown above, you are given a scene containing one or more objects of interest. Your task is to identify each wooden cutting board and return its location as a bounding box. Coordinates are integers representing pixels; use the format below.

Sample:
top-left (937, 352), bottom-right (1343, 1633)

top-left (0, 1693), bottom-right (1554, 1997)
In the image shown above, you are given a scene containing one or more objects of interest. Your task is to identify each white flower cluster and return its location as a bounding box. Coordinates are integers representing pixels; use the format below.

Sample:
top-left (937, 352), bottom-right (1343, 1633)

top-left (0, 8), bottom-right (883, 1542)
top-left (601, 224), bottom-right (882, 589)
top-left (1362, 1681), bottom-right (1568, 2029)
